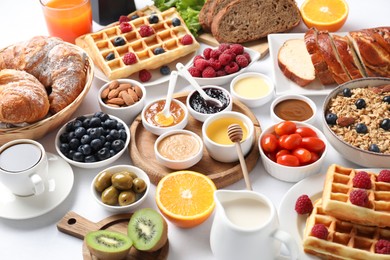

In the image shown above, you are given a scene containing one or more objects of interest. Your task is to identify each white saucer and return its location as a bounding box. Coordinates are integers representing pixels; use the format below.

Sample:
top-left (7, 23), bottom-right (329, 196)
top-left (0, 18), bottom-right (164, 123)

top-left (0, 153), bottom-right (74, 220)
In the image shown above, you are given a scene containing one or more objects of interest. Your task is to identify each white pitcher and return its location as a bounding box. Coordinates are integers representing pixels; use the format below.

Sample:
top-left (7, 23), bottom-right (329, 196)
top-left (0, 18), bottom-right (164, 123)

top-left (210, 190), bottom-right (298, 260)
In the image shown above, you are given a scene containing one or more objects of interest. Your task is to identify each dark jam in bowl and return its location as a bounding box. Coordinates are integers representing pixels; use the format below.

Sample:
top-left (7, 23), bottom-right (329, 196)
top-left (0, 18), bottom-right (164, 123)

top-left (189, 88), bottom-right (229, 114)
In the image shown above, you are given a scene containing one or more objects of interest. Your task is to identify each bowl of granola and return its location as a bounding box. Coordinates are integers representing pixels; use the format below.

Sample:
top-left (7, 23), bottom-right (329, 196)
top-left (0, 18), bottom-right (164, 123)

top-left (322, 77), bottom-right (390, 167)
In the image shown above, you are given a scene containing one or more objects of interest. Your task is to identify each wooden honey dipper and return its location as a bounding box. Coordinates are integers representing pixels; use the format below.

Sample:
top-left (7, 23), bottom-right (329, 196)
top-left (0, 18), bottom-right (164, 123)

top-left (227, 124), bottom-right (253, 191)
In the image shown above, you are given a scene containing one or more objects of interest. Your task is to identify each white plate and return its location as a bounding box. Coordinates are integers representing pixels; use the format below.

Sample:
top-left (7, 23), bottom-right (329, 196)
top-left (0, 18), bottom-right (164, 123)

top-left (94, 51), bottom-right (197, 87)
top-left (0, 153), bottom-right (74, 220)
top-left (278, 169), bottom-right (380, 260)
top-left (268, 33), bottom-right (339, 96)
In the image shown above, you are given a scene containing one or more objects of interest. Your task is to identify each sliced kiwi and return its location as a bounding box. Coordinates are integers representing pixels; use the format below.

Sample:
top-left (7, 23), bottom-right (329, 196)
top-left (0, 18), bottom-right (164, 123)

top-left (127, 208), bottom-right (168, 252)
top-left (85, 230), bottom-right (132, 260)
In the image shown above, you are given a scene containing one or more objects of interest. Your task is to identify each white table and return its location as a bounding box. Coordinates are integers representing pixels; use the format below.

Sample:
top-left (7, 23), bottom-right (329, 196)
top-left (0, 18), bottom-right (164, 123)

top-left (0, 0), bottom-right (388, 259)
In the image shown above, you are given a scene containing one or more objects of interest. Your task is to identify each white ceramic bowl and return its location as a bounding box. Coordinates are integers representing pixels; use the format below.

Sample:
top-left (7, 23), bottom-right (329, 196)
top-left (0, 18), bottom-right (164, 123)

top-left (190, 47), bottom-right (260, 86)
top-left (98, 79), bottom-right (146, 125)
top-left (154, 130), bottom-right (203, 170)
top-left (91, 165), bottom-right (150, 213)
top-left (141, 98), bottom-right (189, 136)
top-left (55, 113), bottom-right (130, 169)
top-left (259, 121), bottom-right (328, 182)
top-left (322, 77), bottom-right (390, 168)
top-left (270, 94), bottom-right (317, 125)
top-left (202, 111), bottom-right (254, 163)
top-left (230, 72), bottom-right (274, 108)
top-left (186, 85), bottom-right (233, 122)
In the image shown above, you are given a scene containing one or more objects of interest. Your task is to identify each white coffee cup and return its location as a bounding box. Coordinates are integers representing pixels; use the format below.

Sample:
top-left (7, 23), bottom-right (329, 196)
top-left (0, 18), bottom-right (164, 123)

top-left (0, 139), bottom-right (48, 196)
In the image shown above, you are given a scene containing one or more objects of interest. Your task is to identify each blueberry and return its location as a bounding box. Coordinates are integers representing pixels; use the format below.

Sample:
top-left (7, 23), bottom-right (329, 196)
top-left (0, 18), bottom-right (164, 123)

top-left (67, 150), bottom-right (76, 160)
top-left (97, 147), bottom-right (110, 160)
top-left (66, 120), bottom-right (82, 132)
top-left (112, 139), bottom-right (125, 152)
top-left (380, 118), bottom-right (390, 130)
top-left (160, 65), bottom-right (170, 75)
top-left (153, 47), bottom-right (165, 55)
top-left (59, 132), bottom-right (70, 143)
top-left (109, 129), bottom-right (121, 140)
top-left (110, 150), bottom-right (116, 157)
top-left (355, 98), bottom-right (366, 109)
top-left (76, 115), bottom-right (87, 122)
top-left (172, 17), bottom-right (181, 26)
top-left (89, 117), bottom-right (102, 128)
top-left (130, 14), bottom-right (139, 20)
top-left (113, 37), bottom-right (126, 46)
top-left (118, 129), bottom-right (127, 140)
top-left (103, 119), bottom-right (117, 129)
top-left (148, 14), bottom-right (159, 24)
top-left (95, 112), bottom-right (110, 122)
top-left (116, 122), bottom-right (125, 130)
top-left (342, 88), bottom-right (352, 97)
top-left (90, 139), bottom-right (103, 151)
top-left (69, 138), bottom-right (80, 150)
top-left (79, 144), bottom-right (92, 156)
top-left (99, 135), bottom-right (106, 144)
top-left (369, 144), bottom-right (380, 153)
top-left (85, 155), bottom-right (98, 163)
top-left (59, 143), bottom-right (70, 155)
top-left (82, 118), bottom-right (91, 128)
top-left (356, 123), bottom-right (368, 133)
top-left (74, 127), bottom-right (86, 138)
top-left (326, 113), bottom-right (338, 125)
top-left (72, 152), bottom-right (85, 162)
top-left (80, 134), bottom-right (92, 144)
top-left (105, 52), bottom-right (115, 61)
top-left (89, 128), bottom-right (101, 139)
top-left (104, 141), bottom-right (112, 149)
top-left (384, 96), bottom-right (390, 104)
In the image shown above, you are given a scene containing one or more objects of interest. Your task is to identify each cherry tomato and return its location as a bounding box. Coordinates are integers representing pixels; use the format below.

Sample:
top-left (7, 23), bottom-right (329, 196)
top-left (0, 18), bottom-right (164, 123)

top-left (301, 137), bottom-right (326, 152)
top-left (265, 152), bottom-right (276, 162)
top-left (276, 154), bottom-right (300, 167)
top-left (295, 127), bottom-right (318, 138)
top-left (274, 121), bottom-right (296, 136)
top-left (276, 149), bottom-right (290, 158)
top-left (292, 148), bottom-right (312, 164)
top-left (261, 133), bottom-right (279, 153)
top-left (306, 151), bottom-right (320, 164)
top-left (279, 133), bottom-right (302, 150)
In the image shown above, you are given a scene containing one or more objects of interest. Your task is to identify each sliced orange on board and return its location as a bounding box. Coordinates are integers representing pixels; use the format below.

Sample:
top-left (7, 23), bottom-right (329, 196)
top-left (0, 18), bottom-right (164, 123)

top-left (300, 0), bottom-right (349, 32)
top-left (155, 171), bottom-right (216, 228)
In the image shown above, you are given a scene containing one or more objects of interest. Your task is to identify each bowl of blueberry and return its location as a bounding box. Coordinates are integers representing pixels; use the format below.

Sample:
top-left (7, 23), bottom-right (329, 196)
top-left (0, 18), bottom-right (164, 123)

top-left (55, 112), bottom-right (130, 168)
top-left (322, 77), bottom-right (390, 168)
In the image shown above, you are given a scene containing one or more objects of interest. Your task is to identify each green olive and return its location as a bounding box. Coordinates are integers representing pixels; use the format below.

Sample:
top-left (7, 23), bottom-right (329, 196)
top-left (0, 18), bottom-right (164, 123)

top-left (111, 172), bottom-right (133, 190)
top-left (94, 171), bottom-right (113, 193)
top-left (127, 171), bottom-right (138, 180)
top-left (118, 190), bottom-right (136, 206)
top-left (132, 178), bottom-right (147, 193)
top-left (101, 186), bottom-right (119, 206)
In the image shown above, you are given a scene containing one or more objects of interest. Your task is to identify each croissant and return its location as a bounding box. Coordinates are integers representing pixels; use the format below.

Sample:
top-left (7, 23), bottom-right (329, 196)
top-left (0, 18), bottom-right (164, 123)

top-left (0, 36), bottom-right (87, 114)
top-left (0, 69), bottom-right (50, 124)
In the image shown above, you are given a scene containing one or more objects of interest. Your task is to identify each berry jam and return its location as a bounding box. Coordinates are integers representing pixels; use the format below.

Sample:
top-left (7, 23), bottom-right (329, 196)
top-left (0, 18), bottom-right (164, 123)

top-left (189, 88), bottom-right (229, 114)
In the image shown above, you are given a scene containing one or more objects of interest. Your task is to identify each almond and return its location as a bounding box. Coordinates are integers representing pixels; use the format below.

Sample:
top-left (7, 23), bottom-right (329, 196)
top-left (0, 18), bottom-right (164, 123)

top-left (122, 91), bottom-right (135, 106)
top-left (127, 88), bottom-right (139, 102)
top-left (101, 87), bottom-right (110, 99)
top-left (337, 116), bottom-right (355, 127)
top-left (108, 88), bottom-right (120, 99)
top-left (133, 85), bottom-right (143, 99)
top-left (117, 83), bottom-right (132, 92)
top-left (108, 80), bottom-right (120, 89)
top-left (107, 97), bottom-right (125, 106)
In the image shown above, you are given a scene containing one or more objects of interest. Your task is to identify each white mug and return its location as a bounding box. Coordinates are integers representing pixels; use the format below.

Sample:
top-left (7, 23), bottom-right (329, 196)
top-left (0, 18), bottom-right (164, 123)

top-left (0, 139), bottom-right (48, 196)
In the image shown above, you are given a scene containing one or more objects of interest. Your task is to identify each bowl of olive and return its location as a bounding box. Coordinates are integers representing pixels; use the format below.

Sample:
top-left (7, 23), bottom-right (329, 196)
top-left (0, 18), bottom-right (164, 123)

top-left (91, 164), bottom-right (150, 212)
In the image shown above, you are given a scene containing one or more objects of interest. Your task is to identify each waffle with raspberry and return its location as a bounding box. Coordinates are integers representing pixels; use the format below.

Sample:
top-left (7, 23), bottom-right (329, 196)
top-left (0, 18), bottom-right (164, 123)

top-left (322, 164), bottom-right (390, 227)
top-left (303, 199), bottom-right (390, 259)
top-left (76, 7), bottom-right (200, 80)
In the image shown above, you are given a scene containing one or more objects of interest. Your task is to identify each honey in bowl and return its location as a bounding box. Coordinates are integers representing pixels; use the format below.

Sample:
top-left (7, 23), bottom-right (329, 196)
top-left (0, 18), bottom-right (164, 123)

top-left (274, 99), bottom-right (313, 121)
top-left (206, 117), bottom-right (248, 145)
top-left (144, 100), bottom-right (185, 127)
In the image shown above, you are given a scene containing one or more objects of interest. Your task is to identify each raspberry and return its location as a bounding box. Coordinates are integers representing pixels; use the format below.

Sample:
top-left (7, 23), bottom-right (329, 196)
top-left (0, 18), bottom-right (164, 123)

top-left (139, 25), bottom-right (154, 37)
top-left (194, 58), bottom-right (209, 71)
top-left (223, 48), bottom-right (237, 60)
top-left (224, 61), bottom-right (239, 74)
top-left (378, 169), bottom-right (390, 182)
top-left (375, 239), bottom-right (390, 254)
top-left (210, 59), bottom-right (222, 70)
top-left (230, 43), bottom-right (244, 55)
top-left (123, 52), bottom-right (137, 65)
top-left (216, 69), bottom-right (227, 77)
top-left (310, 224), bottom-right (328, 240)
top-left (202, 66), bottom-right (216, 78)
top-left (193, 55), bottom-right (204, 63)
top-left (203, 48), bottom-right (213, 59)
top-left (295, 195), bottom-right (313, 214)
top-left (119, 22), bottom-right (132, 33)
top-left (119, 15), bottom-right (129, 24)
top-left (188, 66), bottom-right (201, 77)
top-left (235, 54), bottom-right (249, 68)
top-left (139, 69), bottom-right (151, 82)
top-left (181, 34), bottom-right (193, 45)
top-left (210, 49), bottom-right (222, 59)
top-left (349, 189), bottom-right (369, 207)
top-left (218, 43), bottom-right (230, 52)
top-left (352, 171), bottom-right (372, 189)
top-left (218, 53), bottom-right (233, 66)
top-left (242, 52), bottom-right (251, 62)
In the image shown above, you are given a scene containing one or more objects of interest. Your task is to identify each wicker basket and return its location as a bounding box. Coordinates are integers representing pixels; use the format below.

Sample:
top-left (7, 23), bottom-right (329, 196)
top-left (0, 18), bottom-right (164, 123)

top-left (0, 43), bottom-right (94, 145)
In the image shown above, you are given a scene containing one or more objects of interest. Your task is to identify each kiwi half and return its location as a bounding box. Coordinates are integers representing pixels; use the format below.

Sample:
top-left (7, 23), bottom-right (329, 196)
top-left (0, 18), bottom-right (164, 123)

top-left (85, 230), bottom-right (132, 260)
top-left (127, 208), bottom-right (168, 252)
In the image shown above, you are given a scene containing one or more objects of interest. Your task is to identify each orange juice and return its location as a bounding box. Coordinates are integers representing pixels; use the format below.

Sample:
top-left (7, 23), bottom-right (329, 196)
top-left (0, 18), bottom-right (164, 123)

top-left (40, 0), bottom-right (92, 43)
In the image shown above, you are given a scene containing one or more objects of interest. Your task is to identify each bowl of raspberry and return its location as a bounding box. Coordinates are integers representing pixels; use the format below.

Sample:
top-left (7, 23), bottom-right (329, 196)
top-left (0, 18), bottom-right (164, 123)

top-left (187, 44), bottom-right (260, 86)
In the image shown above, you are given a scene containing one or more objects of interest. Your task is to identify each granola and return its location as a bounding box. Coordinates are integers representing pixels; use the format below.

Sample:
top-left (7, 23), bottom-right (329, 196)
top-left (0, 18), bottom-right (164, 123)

top-left (325, 85), bottom-right (390, 154)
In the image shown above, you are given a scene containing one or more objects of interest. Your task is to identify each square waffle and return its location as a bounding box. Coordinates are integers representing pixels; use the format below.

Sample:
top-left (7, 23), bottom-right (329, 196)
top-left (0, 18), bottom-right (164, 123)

top-left (322, 164), bottom-right (390, 227)
top-left (76, 7), bottom-right (200, 80)
top-left (303, 199), bottom-right (390, 259)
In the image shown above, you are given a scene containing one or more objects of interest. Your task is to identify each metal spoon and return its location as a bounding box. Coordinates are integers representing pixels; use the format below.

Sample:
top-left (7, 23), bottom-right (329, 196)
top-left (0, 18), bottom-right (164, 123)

top-left (176, 62), bottom-right (223, 107)
top-left (227, 123), bottom-right (252, 191)
top-left (154, 70), bottom-right (178, 126)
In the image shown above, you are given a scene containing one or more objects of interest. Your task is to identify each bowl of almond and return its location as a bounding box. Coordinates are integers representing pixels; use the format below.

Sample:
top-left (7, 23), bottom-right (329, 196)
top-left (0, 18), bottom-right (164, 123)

top-left (98, 79), bottom-right (146, 125)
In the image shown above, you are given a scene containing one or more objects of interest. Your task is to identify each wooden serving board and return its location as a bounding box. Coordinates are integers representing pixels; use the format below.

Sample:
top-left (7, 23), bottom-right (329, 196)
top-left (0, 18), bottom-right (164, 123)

top-left (57, 211), bottom-right (169, 260)
top-left (197, 32), bottom-right (269, 59)
top-left (129, 92), bottom-right (261, 189)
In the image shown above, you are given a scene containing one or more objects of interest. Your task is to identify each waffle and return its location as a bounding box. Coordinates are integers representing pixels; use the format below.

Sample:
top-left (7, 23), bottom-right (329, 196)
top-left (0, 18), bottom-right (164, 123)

top-left (303, 199), bottom-right (390, 260)
top-left (322, 164), bottom-right (390, 227)
top-left (76, 7), bottom-right (200, 80)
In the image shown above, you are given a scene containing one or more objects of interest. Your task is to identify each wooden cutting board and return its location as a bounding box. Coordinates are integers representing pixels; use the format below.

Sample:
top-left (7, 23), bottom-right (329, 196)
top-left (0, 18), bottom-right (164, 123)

top-left (197, 32), bottom-right (269, 59)
top-left (57, 211), bottom-right (169, 260)
top-left (129, 92), bottom-right (261, 189)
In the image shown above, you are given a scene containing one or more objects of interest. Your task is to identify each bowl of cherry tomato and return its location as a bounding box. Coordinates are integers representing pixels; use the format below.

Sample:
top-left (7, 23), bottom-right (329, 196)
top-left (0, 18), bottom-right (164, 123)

top-left (258, 121), bottom-right (327, 182)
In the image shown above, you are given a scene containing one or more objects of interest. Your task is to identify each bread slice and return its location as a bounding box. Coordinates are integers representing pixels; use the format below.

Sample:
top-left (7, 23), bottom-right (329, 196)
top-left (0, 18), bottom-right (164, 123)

top-left (210, 0), bottom-right (301, 43)
top-left (206, 0), bottom-right (231, 30)
top-left (199, 0), bottom-right (215, 32)
top-left (278, 39), bottom-right (315, 87)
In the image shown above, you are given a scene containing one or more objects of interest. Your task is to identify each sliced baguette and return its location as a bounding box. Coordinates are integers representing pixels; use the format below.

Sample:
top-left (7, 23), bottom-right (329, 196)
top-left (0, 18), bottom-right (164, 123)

top-left (199, 0), bottom-right (215, 32)
top-left (278, 38), bottom-right (315, 87)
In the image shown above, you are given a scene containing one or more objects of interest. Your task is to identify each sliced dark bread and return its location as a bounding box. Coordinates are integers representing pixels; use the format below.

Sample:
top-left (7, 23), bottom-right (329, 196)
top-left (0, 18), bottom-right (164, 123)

top-left (199, 0), bottom-right (215, 32)
top-left (206, 0), bottom-right (231, 30)
top-left (210, 0), bottom-right (301, 43)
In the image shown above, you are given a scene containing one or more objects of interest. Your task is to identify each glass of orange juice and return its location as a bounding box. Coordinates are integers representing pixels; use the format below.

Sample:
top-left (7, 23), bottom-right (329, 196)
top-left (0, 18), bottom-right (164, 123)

top-left (40, 0), bottom-right (92, 43)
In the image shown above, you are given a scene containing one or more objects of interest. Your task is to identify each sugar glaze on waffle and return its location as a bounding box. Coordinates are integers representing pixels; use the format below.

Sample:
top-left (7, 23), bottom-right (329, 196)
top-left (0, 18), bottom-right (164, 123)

top-left (78, 7), bottom-right (200, 80)
top-left (303, 199), bottom-right (390, 260)
top-left (322, 164), bottom-right (390, 227)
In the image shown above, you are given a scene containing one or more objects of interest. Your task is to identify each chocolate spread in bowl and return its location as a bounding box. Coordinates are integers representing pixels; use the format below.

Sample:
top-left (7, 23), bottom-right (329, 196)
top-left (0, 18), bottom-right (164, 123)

top-left (274, 99), bottom-right (313, 121)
